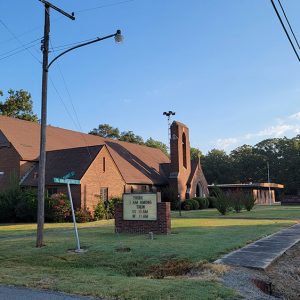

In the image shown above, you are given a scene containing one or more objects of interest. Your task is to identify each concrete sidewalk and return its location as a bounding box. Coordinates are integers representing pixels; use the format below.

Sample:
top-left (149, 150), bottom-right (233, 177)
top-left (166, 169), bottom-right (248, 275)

top-left (0, 285), bottom-right (101, 300)
top-left (215, 223), bottom-right (300, 270)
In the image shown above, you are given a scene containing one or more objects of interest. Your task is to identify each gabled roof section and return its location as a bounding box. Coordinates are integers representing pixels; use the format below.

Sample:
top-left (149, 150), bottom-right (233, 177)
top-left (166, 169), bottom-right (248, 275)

top-left (187, 159), bottom-right (208, 188)
top-left (0, 116), bottom-right (170, 185)
top-left (22, 145), bottom-right (103, 186)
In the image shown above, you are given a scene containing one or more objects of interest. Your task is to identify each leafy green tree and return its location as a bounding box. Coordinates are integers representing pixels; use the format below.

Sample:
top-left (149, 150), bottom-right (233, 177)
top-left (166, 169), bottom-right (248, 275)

top-left (89, 124), bottom-right (120, 139)
top-left (230, 144), bottom-right (266, 183)
top-left (0, 89), bottom-right (38, 122)
top-left (119, 131), bottom-right (144, 144)
top-left (190, 147), bottom-right (203, 160)
top-left (145, 138), bottom-right (169, 156)
top-left (201, 149), bottom-right (233, 184)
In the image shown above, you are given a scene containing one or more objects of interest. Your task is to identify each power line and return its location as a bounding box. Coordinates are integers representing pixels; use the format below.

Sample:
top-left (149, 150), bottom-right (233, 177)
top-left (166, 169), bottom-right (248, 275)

top-left (75, 0), bottom-right (134, 14)
top-left (269, 0), bottom-right (300, 62)
top-left (49, 38), bottom-right (103, 185)
top-left (49, 37), bottom-right (96, 52)
top-left (277, 0), bottom-right (300, 50)
top-left (0, 42), bottom-right (40, 62)
top-left (0, 19), bottom-right (42, 64)
top-left (0, 38), bottom-right (41, 61)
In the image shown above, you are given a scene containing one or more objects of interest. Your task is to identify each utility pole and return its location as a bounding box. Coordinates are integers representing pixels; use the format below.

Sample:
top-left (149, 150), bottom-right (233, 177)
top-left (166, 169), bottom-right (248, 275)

top-left (36, 0), bottom-right (75, 248)
top-left (267, 161), bottom-right (272, 205)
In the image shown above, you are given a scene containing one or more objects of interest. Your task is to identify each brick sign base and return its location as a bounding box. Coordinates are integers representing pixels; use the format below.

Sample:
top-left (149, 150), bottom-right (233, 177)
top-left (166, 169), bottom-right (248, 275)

top-left (115, 202), bottom-right (171, 234)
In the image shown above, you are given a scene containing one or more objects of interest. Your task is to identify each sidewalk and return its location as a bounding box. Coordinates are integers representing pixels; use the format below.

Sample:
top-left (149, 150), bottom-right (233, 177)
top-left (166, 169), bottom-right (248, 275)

top-left (215, 223), bottom-right (300, 270)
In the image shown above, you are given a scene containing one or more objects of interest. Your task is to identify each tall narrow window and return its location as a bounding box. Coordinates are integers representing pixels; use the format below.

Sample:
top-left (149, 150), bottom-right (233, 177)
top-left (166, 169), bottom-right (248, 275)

top-left (100, 187), bottom-right (108, 202)
top-left (103, 157), bottom-right (106, 172)
top-left (182, 132), bottom-right (187, 168)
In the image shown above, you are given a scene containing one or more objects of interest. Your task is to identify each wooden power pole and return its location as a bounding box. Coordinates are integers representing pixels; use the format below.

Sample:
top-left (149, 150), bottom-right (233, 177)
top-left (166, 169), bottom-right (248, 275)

top-left (36, 0), bottom-right (75, 248)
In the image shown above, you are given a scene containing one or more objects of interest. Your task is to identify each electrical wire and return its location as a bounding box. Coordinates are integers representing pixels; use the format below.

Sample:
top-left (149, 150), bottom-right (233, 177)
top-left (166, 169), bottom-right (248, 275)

top-left (277, 0), bottom-right (300, 50)
top-left (0, 19), bottom-right (42, 64)
top-left (49, 38), bottom-right (104, 187)
top-left (75, 0), bottom-right (134, 14)
top-left (269, 0), bottom-right (300, 62)
top-left (0, 42), bottom-right (40, 62)
top-left (49, 37), bottom-right (96, 52)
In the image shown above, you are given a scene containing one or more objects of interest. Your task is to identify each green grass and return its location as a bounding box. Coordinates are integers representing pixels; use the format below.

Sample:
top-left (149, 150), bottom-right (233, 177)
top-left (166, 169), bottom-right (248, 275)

top-left (0, 214), bottom-right (297, 299)
top-left (172, 205), bottom-right (300, 220)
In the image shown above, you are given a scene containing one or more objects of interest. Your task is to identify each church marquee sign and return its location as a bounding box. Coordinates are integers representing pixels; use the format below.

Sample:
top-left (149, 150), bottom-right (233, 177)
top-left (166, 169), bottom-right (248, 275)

top-left (123, 193), bottom-right (157, 221)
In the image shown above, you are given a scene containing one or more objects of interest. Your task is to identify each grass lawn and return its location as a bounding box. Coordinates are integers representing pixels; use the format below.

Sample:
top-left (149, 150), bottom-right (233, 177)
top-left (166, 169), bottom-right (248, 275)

top-left (0, 212), bottom-right (298, 299)
top-left (172, 205), bottom-right (300, 220)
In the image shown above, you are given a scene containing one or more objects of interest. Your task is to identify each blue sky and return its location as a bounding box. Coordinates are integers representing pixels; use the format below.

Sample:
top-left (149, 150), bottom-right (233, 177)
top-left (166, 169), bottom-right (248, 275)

top-left (0, 0), bottom-right (299, 153)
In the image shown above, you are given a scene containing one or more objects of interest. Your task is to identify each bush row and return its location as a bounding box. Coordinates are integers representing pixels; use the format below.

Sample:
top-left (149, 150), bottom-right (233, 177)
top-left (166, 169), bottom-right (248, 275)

top-left (181, 197), bottom-right (216, 211)
top-left (0, 185), bottom-right (122, 223)
top-left (212, 189), bottom-right (256, 215)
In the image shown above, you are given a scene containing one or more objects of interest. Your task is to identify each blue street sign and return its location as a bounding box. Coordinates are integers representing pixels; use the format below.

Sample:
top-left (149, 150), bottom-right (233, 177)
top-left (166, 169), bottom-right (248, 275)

top-left (53, 177), bottom-right (80, 185)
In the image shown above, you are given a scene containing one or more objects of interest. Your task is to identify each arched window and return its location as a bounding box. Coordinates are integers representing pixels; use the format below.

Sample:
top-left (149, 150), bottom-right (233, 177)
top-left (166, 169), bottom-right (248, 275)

top-left (196, 183), bottom-right (202, 197)
top-left (182, 132), bottom-right (187, 168)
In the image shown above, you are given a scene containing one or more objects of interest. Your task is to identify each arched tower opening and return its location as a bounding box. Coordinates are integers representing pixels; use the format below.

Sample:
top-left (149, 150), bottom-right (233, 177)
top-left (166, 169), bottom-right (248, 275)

top-left (182, 132), bottom-right (187, 169)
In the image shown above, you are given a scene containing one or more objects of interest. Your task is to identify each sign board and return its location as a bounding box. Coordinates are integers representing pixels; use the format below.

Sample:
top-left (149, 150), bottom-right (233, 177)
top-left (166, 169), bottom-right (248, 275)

top-left (63, 171), bottom-right (75, 179)
top-left (123, 193), bottom-right (157, 221)
top-left (53, 178), bottom-right (80, 185)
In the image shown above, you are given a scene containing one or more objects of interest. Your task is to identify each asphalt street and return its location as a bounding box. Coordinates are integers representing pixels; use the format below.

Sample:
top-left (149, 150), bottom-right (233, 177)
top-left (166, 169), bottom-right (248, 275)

top-left (0, 285), bottom-right (100, 300)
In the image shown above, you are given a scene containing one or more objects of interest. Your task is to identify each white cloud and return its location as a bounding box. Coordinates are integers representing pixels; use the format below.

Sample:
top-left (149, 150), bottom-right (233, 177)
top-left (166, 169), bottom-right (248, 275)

top-left (215, 138), bottom-right (238, 150)
top-left (289, 112), bottom-right (300, 119)
top-left (213, 111), bottom-right (300, 151)
top-left (256, 124), bottom-right (293, 137)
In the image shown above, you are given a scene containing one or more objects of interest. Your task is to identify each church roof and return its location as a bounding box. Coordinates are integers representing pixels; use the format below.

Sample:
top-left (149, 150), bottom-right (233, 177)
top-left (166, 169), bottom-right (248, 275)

top-left (0, 116), bottom-right (170, 185)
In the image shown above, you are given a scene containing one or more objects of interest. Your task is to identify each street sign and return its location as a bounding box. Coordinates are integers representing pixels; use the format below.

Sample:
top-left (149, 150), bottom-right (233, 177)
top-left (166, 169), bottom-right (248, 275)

top-left (53, 177), bottom-right (80, 185)
top-left (63, 171), bottom-right (75, 179)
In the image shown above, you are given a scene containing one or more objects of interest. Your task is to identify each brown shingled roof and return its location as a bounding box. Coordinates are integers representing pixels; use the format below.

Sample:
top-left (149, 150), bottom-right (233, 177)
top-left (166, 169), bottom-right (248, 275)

top-left (22, 145), bottom-right (103, 186)
top-left (0, 116), bottom-right (170, 185)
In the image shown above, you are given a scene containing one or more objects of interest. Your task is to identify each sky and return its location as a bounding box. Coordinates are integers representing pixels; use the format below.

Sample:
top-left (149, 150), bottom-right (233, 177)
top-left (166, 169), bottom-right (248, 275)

top-left (0, 0), bottom-right (299, 154)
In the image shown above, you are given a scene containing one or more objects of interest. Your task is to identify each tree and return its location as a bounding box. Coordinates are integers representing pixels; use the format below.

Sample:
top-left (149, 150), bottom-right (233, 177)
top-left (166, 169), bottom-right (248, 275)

top-left (190, 147), bottom-right (203, 160)
top-left (89, 124), bottom-right (120, 139)
top-left (0, 89), bottom-right (38, 122)
top-left (201, 149), bottom-right (233, 184)
top-left (119, 131), bottom-right (144, 144)
top-left (145, 138), bottom-right (169, 156)
top-left (230, 144), bottom-right (266, 183)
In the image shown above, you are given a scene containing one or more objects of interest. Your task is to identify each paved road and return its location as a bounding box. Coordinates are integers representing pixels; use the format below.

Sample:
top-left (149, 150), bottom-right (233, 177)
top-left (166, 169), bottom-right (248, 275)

top-left (0, 285), bottom-right (100, 300)
top-left (216, 223), bottom-right (300, 269)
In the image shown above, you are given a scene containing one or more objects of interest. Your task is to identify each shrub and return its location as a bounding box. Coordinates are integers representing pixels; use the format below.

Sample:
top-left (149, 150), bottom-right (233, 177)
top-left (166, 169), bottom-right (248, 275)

top-left (161, 186), bottom-right (178, 210)
top-left (94, 201), bottom-right (106, 220)
top-left (207, 196), bottom-right (217, 208)
top-left (15, 189), bottom-right (37, 222)
top-left (243, 192), bottom-right (256, 211)
top-left (182, 199), bottom-right (199, 210)
top-left (191, 199), bottom-right (199, 210)
top-left (108, 197), bottom-right (122, 218)
top-left (194, 197), bottom-right (209, 209)
top-left (46, 193), bottom-right (71, 222)
top-left (230, 191), bottom-right (244, 213)
top-left (94, 197), bottom-right (122, 220)
top-left (0, 183), bottom-right (22, 222)
top-left (214, 190), bottom-right (231, 215)
top-left (75, 208), bottom-right (93, 223)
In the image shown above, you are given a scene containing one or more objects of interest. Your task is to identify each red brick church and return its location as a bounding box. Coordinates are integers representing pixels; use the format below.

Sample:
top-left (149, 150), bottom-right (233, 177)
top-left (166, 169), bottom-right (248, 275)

top-left (0, 116), bottom-right (208, 211)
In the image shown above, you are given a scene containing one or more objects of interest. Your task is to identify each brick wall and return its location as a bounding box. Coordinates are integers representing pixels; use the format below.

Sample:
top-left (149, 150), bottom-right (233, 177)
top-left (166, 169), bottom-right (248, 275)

top-left (115, 202), bottom-right (171, 234)
top-left (170, 122), bottom-right (191, 199)
top-left (81, 146), bottom-right (125, 212)
top-left (0, 145), bottom-right (20, 191)
top-left (189, 163), bottom-right (209, 198)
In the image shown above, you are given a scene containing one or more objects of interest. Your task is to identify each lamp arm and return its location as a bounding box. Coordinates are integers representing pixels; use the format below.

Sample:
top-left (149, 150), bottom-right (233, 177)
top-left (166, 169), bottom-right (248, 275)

top-left (47, 32), bottom-right (116, 70)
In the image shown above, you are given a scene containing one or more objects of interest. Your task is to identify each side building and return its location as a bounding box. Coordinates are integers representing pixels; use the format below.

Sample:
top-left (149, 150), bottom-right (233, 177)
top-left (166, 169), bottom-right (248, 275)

top-left (0, 116), bottom-right (208, 212)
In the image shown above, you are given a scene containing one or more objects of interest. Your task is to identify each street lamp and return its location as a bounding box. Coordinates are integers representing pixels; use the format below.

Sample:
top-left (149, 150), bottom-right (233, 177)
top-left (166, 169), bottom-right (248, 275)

top-left (36, 0), bottom-right (123, 248)
top-left (163, 111), bottom-right (176, 153)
